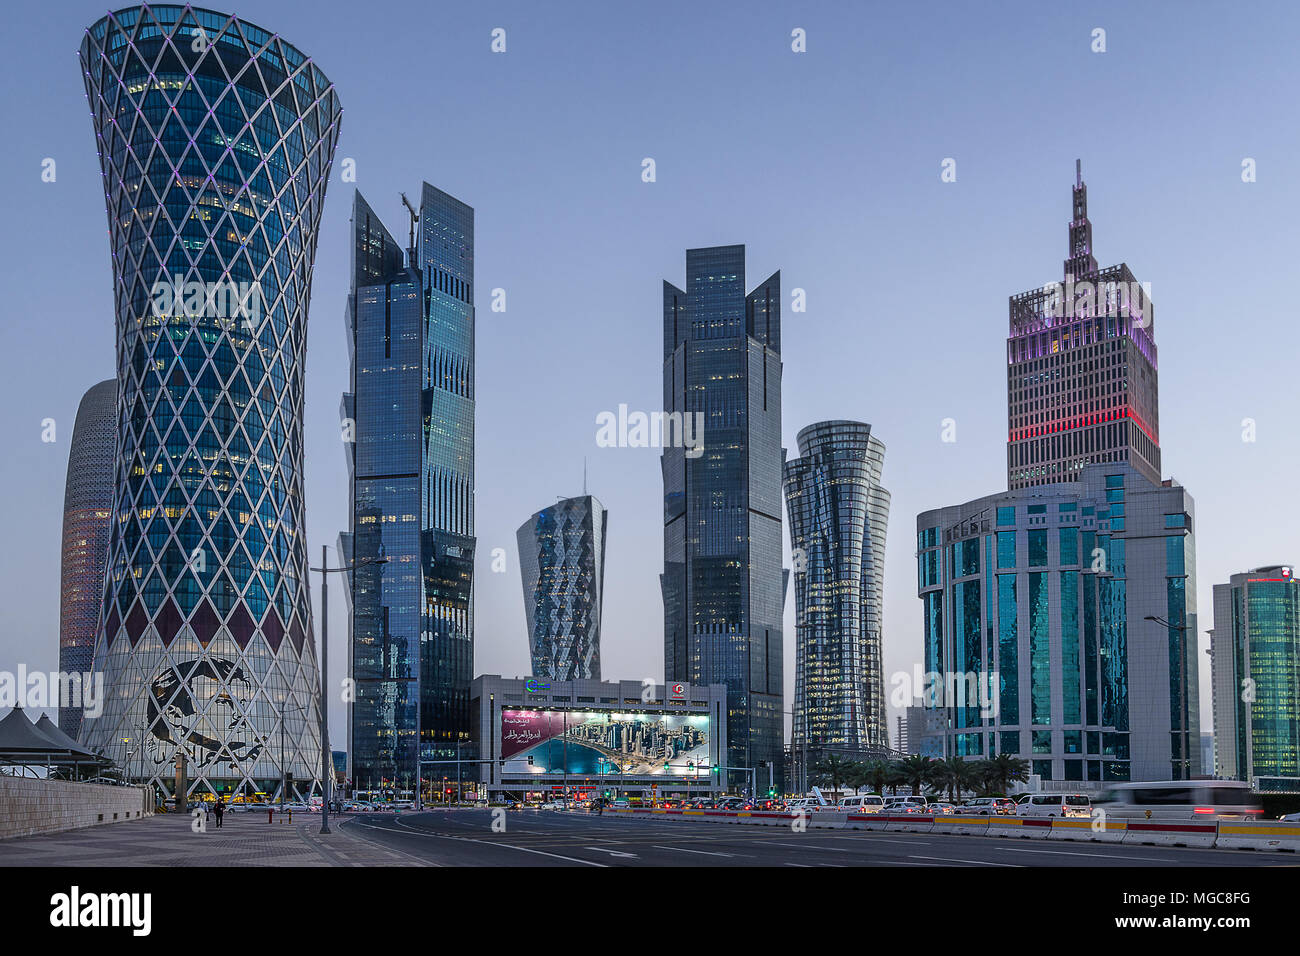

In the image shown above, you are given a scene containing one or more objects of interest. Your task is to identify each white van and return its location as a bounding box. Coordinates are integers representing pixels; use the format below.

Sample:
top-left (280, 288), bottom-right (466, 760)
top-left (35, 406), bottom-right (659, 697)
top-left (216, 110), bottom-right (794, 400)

top-left (836, 794), bottom-right (886, 813)
top-left (1015, 793), bottom-right (1091, 818)
top-left (1094, 780), bottom-right (1262, 820)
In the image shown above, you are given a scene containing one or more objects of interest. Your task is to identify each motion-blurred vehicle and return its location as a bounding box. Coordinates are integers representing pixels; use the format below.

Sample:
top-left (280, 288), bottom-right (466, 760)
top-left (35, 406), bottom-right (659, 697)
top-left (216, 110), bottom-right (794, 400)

top-left (1095, 781), bottom-right (1262, 820)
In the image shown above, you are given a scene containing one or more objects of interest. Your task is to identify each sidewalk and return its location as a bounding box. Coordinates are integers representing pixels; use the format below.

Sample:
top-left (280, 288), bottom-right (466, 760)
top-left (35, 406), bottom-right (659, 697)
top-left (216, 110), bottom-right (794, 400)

top-left (0, 810), bottom-right (421, 867)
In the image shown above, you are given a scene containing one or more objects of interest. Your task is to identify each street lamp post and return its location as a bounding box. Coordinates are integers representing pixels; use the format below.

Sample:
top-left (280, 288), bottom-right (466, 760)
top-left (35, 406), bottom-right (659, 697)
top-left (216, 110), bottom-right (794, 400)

top-left (310, 548), bottom-right (388, 834)
top-left (1145, 614), bottom-right (1193, 778)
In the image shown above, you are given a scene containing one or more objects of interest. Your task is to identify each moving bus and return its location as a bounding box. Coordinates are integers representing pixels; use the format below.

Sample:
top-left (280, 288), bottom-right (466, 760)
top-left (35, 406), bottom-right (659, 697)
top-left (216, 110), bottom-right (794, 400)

top-left (1094, 780), bottom-right (1263, 820)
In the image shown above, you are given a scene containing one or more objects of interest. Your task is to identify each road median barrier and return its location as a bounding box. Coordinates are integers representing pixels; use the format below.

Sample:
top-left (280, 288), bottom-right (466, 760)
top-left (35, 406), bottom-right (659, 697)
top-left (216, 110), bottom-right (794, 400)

top-left (1213, 819), bottom-right (1300, 852)
top-left (987, 816), bottom-right (1052, 839)
top-left (931, 813), bottom-right (991, 836)
top-left (1122, 819), bottom-right (1218, 848)
top-left (1048, 816), bottom-right (1128, 843)
top-left (883, 813), bottom-right (935, 834)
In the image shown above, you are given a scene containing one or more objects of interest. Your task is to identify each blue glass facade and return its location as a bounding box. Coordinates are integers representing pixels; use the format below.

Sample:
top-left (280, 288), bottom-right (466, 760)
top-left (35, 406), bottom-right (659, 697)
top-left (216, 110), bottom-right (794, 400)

top-left (516, 495), bottom-right (607, 681)
top-left (783, 421), bottom-right (891, 762)
top-left (342, 185), bottom-right (475, 792)
top-left (1211, 567), bottom-right (1300, 789)
top-left (662, 246), bottom-right (785, 790)
top-left (915, 464), bottom-right (1199, 783)
top-left (79, 6), bottom-right (340, 799)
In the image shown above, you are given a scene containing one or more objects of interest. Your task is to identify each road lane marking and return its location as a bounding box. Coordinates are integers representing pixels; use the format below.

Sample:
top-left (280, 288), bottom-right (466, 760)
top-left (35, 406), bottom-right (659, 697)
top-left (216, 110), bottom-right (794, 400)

top-left (908, 854), bottom-right (1020, 867)
top-left (387, 816), bottom-right (608, 866)
top-left (995, 846), bottom-right (1175, 863)
top-left (651, 845), bottom-right (737, 857)
top-left (584, 847), bottom-right (638, 858)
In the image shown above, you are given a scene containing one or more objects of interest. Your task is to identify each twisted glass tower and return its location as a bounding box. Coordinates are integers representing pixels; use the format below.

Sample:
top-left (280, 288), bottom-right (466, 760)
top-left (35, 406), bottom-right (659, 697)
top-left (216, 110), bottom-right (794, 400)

top-left (517, 494), bottom-right (607, 681)
top-left (783, 421), bottom-right (891, 769)
top-left (79, 6), bottom-right (341, 800)
top-left (60, 379), bottom-right (118, 740)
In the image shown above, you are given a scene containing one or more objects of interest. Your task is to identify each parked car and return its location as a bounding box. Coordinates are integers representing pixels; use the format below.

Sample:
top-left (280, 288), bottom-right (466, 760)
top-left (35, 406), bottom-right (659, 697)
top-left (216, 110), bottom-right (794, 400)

top-left (882, 802), bottom-right (929, 814)
top-left (959, 796), bottom-right (1016, 815)
top-left (836, 794), bottom-right (886, 813)
top-left (1015, 793), bottom-right (1092, 818)
top-left (1095, 780), bottom-right (1262, 820)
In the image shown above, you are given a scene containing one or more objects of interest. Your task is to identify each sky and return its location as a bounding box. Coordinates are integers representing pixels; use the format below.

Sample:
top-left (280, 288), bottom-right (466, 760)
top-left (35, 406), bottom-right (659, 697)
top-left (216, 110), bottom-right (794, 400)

top-left (3, 0), bottom-right (1299, 742)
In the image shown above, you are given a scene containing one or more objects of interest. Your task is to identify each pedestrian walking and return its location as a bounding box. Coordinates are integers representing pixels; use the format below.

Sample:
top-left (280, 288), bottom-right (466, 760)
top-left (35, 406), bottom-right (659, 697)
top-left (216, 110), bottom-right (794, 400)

top-left (213, 797), bottom-right (225, 829)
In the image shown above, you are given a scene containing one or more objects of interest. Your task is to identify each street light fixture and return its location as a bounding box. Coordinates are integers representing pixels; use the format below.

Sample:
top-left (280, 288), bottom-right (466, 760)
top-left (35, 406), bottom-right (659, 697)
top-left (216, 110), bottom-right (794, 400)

top-left (310, 548), bottom-right (388, 834)
top-left (1144, 615), bottom-right (1194, 778)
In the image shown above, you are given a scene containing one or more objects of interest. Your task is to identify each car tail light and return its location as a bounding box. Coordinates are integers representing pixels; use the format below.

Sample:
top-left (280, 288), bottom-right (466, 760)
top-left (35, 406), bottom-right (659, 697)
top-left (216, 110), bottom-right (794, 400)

top-left (1193, 807), bottom-right (1215, 814)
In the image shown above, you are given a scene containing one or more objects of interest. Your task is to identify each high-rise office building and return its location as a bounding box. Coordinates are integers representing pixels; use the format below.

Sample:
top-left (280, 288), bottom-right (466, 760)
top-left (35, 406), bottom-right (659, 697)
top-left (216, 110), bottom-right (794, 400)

top-left (916, 467), bottom-right (1199, 783)
top-left (916, 166), bottom-right (1199, 784)
top-left (783, 421), bottom-right (891, 778)
top-left (517, 494), bottom-right (607, 681)
top-left (661, 245), bottom-right (785, 791)
top-left (1007, 161), bottom-right (1160, 489)
top-left (340, 185), bottom-right (476, 792)
top-left (1211, 566), bottom-right (1300, 791)
top-left (79, 6), bottom-right (341, 799)
top-left (59, 379), bottom-right (117, 740)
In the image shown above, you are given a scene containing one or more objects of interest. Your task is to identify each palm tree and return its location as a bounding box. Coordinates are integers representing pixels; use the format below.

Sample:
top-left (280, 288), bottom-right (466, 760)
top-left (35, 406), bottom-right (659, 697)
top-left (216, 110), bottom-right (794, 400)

top-left (898, 754), bottom-right (935, 798)
top-left (812, 753), bottom-right (848, 797)
top-left (884, 761), bottom-right (908, 797)
top-left (933, 756), bottom-right (979, 803)
top-left (842, 761), bottom-right (870, 795)
top-left (863, 760), bottom-right (891, 796)
top-left (981, 753), bottom-right (1030, 795)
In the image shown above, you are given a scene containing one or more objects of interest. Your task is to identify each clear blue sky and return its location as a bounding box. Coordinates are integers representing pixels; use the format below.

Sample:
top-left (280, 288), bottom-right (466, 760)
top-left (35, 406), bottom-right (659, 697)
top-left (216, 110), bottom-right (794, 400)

top-left (3, 0), bottom-right (1298, 738)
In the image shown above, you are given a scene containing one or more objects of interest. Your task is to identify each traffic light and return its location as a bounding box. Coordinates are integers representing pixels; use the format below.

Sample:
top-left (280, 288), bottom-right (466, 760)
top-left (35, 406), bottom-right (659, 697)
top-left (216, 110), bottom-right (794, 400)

top-left (711, 765), bottom-right (719, 774)
top-left (527, 755), bottom-right (533, 765)
top-left (664, 762), bottom-right (670, 772)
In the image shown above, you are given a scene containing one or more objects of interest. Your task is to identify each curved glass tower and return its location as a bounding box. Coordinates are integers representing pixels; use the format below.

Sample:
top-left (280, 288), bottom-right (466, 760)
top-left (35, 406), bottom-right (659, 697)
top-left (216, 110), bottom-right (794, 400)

top-left (79, 6), bottom-right (342, 800)
top-left (783, 421), bottom-right (891, 770)
top-left (60, 379), bottom-right (118, 740)
top-left (517, 494), bottom-right (607, 681)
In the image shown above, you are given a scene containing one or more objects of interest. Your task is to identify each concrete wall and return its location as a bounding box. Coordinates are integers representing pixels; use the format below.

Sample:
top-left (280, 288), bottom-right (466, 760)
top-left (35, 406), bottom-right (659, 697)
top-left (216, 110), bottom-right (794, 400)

top-left (0, 776), bottom-right (153, 840)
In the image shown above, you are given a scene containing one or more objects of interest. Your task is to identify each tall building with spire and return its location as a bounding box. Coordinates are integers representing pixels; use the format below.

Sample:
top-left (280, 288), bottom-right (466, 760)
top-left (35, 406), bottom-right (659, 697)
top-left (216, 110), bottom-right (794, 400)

top-left (1007, 161), bottom-right (1160, 489)
top-left (340, 184), bottom-right (476, 793)
top-left (661, 244), bottom-right (786, 792)
top-left (914, 165), bottom-right (1199, 784)
top-left (79, 6), bottom-right (340, 799)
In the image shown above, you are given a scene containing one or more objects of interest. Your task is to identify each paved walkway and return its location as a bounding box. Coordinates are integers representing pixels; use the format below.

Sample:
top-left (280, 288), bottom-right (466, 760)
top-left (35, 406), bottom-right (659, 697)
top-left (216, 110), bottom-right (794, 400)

top-left (0, 810), bottom-right (422, 866)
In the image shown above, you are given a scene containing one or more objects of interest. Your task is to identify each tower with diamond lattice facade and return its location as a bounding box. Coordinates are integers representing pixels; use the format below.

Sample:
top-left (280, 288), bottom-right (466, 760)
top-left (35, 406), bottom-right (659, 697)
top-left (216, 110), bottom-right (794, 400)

top-left (517, 495), bottom-right (607, 682)
top-left (78, 5), bottom-right (341, 801)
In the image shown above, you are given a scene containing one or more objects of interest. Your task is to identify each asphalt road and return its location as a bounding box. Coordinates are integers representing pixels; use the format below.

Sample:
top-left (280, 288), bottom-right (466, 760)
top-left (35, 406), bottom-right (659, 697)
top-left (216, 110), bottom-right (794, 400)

top-left (341, 809), bottom-right (1294, 867)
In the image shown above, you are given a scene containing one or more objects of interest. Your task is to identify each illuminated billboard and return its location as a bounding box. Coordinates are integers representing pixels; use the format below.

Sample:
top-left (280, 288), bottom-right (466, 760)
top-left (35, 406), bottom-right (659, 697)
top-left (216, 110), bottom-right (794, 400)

top-left (500, 709), bottom-right (711, 777)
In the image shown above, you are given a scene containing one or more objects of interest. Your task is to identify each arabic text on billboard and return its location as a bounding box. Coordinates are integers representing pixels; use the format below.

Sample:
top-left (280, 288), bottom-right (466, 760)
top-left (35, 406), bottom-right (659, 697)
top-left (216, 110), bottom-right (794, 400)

top-left (500, 710), bottom-right (710, 776)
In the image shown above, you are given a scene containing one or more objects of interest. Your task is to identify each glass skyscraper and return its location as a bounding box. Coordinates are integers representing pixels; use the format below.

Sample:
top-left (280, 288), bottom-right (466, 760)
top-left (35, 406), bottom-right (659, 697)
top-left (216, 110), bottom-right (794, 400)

top-left (79, 6), bottom-right (341, 800)
top-left (661, 245), bottom-right (785, 791)
top-left (783, 421), bottom-right (891, 777)
top-left (340, 185), bottom-right (475, 793)
top-left (915, 166), bottom-right (1199, 784)
top-left (916, 467), bottom-right (1199, 783)
top-left (1211, 567), bottom-right (1300, 791)
top-left (60, 379), bottom-right (117, 740)
top-left (1007, 161), bottom-right (1160, 489)
top-left (517, 494), bottom-right (607, 681)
